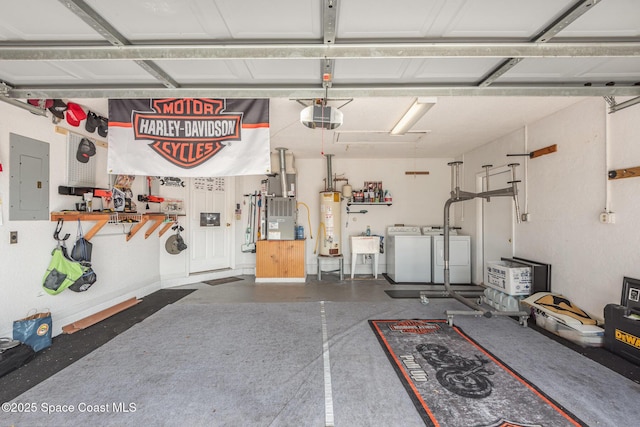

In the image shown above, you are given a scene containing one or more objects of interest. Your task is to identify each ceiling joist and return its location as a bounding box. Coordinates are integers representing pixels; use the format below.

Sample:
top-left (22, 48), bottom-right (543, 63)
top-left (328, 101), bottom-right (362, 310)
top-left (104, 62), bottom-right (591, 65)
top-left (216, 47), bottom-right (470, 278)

top-left (9, 84), bottom-right (640, 100)
top-left (59, 0), bottom-right (179, 88)
top-left (479, 0), bottom-right (602, 87)
top-left (1, 42), bottom-right (638, 61)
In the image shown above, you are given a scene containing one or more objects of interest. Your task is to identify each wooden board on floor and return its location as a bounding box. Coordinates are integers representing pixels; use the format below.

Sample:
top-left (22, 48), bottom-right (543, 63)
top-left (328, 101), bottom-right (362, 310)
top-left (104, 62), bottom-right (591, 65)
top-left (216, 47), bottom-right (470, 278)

top-left (62, 297), bottom-right (142, 334)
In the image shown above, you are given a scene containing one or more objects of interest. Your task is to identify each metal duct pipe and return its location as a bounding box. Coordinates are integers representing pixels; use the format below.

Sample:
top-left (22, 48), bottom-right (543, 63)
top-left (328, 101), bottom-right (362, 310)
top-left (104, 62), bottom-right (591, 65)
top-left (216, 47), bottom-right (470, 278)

top-left (0, 96), bottom-right (48, 116)
top-left (325, 154), bottom-right (334, 191)
top-left (276, 147), bottom-right (288, 197)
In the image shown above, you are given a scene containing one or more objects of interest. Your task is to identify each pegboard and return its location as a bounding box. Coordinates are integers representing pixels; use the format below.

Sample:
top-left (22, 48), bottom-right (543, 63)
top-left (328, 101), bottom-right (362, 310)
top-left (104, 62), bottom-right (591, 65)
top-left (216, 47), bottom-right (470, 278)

top-left (67, 133), bottom-right (96, 187)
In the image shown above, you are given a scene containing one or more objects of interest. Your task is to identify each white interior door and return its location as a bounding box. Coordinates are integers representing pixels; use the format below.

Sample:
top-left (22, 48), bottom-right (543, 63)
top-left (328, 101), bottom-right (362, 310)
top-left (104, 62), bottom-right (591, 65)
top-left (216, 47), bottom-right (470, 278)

top-left (189, 177), bottom-right (231, 273)
top-left (481, 168), bottom-right (514, 284)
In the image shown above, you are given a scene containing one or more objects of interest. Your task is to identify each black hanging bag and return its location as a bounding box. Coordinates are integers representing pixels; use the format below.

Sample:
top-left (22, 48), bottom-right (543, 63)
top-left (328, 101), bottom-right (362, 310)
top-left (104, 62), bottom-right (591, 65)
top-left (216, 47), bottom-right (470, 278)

top-left (70, 219), bottom-right (93, 263)
top-left (69, 220), bottom-right (97, 292)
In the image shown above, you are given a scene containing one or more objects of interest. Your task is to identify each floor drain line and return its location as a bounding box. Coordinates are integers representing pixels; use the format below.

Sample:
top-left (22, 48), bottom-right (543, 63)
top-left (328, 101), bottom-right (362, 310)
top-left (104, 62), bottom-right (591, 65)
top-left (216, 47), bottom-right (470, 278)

top-left (320, 301), bottom-right (335, 427)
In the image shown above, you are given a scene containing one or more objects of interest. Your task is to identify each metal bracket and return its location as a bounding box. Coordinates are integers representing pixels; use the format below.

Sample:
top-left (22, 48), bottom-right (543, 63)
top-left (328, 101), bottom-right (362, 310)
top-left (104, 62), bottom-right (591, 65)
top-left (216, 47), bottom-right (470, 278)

top-left (604, 95), bottom-right (640, 113)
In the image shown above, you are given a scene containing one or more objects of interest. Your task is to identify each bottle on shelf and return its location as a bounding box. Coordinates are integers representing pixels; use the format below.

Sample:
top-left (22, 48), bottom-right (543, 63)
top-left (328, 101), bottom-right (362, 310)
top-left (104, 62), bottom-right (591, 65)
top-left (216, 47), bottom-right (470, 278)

top-left (366, 225), bottom-right (371, 236)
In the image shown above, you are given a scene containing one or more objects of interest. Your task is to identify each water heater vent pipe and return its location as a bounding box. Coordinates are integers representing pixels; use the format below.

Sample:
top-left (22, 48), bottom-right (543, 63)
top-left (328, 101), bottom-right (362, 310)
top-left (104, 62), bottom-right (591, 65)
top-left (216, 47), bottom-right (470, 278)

top-left (276, 147), bottom-right (288, 197)
top-left (325, 154), bottom-right (334, 192)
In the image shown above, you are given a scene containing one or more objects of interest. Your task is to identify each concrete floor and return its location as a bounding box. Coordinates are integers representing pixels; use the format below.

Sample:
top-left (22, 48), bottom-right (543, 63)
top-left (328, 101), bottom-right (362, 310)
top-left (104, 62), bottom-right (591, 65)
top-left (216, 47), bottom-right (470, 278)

top-left (175, 273), bottom-right (442, 304)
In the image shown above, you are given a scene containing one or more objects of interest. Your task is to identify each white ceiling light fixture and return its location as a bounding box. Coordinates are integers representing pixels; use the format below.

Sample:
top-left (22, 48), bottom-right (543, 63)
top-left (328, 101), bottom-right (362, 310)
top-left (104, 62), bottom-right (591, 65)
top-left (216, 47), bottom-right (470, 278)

top-left (390, 97), bottom-right (437, 135)
top-left (334, 130), bottom-right (430, 144)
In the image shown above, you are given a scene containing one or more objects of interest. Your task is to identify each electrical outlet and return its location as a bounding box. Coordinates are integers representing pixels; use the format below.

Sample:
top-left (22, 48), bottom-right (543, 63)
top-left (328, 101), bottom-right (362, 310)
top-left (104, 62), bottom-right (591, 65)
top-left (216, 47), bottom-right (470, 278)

top-left (10, 231), bottom-right (18, 244)
top-left (599, 212), bottom-right (616, 224)
top-left (608, 213), bottom-right (616, 224)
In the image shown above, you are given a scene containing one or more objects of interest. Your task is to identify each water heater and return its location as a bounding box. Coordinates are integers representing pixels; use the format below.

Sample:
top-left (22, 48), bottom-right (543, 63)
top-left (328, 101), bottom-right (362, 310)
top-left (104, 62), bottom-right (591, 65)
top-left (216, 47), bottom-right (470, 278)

top-left (319, 191), bottom-right (341, 256)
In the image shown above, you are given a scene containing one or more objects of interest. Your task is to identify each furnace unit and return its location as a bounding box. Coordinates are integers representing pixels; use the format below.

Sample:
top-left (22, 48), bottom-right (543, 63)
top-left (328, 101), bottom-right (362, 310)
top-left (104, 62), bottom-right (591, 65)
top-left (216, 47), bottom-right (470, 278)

top-left (266, 196), bottom-right (296, 240)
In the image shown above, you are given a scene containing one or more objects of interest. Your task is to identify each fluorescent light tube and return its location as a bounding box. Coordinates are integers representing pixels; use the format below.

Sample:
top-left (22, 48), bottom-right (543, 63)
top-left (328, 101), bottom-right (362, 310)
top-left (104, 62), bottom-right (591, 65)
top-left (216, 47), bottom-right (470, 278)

top-left (390, 97), bottom-right (437, 135)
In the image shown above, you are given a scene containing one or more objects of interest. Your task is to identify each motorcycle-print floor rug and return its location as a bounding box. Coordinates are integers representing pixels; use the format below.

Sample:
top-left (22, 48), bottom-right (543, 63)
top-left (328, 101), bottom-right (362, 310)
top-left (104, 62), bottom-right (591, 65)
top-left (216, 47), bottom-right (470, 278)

top-left (369, 319), bottom-right (586, 427)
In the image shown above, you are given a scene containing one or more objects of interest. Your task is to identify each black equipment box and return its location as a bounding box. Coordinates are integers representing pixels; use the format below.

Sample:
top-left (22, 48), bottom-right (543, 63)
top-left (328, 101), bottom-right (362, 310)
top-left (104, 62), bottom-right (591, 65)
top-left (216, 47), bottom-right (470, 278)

top-left (604, 304), bottom-right (640, 366)
top-left (604, 277), bottom-right (640, 365)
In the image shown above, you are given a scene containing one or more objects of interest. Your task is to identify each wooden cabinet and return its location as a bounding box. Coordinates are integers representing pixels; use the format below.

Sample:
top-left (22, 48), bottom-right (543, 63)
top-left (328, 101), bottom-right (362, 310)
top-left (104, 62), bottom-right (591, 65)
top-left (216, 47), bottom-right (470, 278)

top-left (256, 240), bottom-right (306, 282)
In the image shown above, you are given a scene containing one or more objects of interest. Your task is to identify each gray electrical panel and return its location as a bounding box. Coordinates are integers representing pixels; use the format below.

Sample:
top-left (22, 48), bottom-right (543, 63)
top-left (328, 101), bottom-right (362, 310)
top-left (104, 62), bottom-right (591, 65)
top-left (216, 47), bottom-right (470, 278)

top-left (9, 133), bottom-right (50, 220)
top-left (266, 197), bottom-right (296, 240)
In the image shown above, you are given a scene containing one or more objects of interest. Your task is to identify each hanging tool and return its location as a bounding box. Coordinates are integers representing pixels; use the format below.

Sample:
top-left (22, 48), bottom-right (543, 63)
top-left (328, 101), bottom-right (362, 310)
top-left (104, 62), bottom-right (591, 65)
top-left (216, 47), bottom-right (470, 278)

top-left (507, 144), bottom-right (557, 159)
top-left (146, 176), bottom-right (152, 209)
top-left (53, 219), bottom-right (70, 243)
top-left (346, 206), bottom-right (368, 214)
top-left (251, 192), bottom-right (257, 244)
top-left (165, 223), bottom-right (187, 254)
top-left (241, 195), bottom-right (255, 253)
top-left (256, 194), bottom-right (262, 240)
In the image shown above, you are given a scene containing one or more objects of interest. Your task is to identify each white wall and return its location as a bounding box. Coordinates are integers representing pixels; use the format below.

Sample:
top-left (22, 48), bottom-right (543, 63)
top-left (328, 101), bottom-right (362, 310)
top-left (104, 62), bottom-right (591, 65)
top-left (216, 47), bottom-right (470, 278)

top-left (294, 156), bottom-right (453, 274)
top-left (459, 98), bottom-right (640, 320)
top-left (0, 102), bottom-right (162, 338)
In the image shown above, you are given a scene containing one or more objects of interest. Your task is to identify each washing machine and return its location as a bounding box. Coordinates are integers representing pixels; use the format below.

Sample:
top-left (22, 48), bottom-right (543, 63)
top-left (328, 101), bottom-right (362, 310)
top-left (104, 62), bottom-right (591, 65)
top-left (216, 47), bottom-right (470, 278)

top-left (386, 226), bottom-right (431, 283)
top-left (431, 233), bottom-right (471, 284)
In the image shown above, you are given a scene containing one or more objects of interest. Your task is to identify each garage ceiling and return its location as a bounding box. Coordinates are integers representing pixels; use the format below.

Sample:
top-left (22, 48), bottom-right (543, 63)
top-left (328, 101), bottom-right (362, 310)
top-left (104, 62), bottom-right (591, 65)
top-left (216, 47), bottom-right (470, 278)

top-left (1, 0), bottom-right (639, 159)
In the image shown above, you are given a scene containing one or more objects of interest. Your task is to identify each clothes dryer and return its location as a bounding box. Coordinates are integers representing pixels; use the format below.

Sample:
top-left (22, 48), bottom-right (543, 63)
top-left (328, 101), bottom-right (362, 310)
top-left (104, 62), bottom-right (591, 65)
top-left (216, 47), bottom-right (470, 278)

top-left (431, 234), bottom-right (471, 284)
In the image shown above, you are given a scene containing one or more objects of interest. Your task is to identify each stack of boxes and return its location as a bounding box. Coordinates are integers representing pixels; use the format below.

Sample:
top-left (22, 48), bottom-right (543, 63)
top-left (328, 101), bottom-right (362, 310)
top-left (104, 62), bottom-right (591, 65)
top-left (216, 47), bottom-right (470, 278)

top-left (483, 260), bottom-right (532, 311)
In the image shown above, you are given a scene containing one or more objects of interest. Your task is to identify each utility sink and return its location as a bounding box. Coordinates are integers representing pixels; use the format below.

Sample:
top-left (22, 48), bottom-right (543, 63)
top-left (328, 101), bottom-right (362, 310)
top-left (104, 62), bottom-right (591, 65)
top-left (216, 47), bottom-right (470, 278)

top-left (350, 236), bottom-right (379, 254)
top-left (350, 236), bottom-right (379, 279)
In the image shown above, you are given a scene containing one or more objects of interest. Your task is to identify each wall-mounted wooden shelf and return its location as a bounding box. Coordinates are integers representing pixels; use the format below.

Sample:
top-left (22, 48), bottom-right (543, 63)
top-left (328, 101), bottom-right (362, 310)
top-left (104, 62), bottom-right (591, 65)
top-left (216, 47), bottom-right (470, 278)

top-left (347, 202), bottom-right (392, 206)
top-left (50, 211), bottom-right (178, 241)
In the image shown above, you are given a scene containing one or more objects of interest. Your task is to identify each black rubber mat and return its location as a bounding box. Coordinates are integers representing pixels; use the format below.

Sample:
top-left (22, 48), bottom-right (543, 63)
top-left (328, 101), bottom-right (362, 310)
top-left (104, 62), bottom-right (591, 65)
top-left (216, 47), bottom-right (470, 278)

top-left (203, 277), bottom-right (244, 286)
top-left (527, 318), bottom-right (640, 384)
top-left (0, 288), bottom-right (195, 403)
top-left (382, 273), bottom-right (429, 285)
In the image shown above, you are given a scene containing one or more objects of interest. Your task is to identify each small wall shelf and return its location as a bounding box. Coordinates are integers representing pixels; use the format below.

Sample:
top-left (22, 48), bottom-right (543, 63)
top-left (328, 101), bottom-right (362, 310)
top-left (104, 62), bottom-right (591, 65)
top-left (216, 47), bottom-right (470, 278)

top-left (50, 211), bottom-right (179, 241)
top-left (347, 202), bottom-right (392, 206)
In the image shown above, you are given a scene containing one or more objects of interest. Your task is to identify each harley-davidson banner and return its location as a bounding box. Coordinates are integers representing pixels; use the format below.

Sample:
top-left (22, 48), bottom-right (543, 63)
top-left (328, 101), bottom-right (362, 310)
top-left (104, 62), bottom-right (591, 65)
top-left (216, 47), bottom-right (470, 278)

top-left (107, 98), bottom-right (270, 176)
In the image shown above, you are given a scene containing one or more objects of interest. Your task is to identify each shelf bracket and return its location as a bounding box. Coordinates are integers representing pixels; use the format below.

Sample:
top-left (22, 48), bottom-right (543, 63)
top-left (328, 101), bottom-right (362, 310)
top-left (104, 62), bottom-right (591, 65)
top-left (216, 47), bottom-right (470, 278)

top-left (158, 221), bottom-right (175, 237)
top-left (50, 212), bottom-right (111, 241)
top-left (125, 215), bottom-right (150, 241)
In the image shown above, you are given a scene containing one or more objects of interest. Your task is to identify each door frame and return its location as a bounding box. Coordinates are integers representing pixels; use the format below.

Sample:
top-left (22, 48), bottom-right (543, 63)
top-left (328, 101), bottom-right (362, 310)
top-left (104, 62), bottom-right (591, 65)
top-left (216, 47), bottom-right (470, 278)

top-left (186, 176), bottom-right (235, 274)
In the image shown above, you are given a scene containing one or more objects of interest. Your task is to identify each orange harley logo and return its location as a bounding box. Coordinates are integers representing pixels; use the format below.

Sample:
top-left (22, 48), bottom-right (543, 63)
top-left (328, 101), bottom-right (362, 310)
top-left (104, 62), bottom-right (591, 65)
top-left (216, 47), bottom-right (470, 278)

top-left (132, 98), bottom-right (242, 168)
